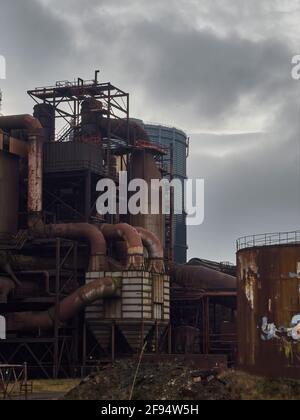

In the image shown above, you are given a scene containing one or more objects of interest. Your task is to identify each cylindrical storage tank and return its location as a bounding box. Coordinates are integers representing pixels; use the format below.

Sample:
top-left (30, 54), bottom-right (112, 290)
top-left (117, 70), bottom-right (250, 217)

top-left (237, 240), bottom-right (300, 379)
top-left (130, 149), bottom-right (164, 247)
top-left (0, 151), bottom-right (19, 240)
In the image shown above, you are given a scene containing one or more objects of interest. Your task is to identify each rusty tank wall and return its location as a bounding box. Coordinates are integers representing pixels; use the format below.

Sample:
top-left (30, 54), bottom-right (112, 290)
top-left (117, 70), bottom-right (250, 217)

top-left (237, 244), bottom-right (300, 379)
top-left (0, 150), bottom-right (19, 239)
top-left (130, 150), bottom-right (164, 247)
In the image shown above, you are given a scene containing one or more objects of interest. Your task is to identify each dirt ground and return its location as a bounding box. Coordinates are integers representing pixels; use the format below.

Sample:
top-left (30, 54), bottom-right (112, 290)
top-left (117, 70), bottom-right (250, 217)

top-left (64, 361), bottom-right (300, 401)
top-left (1, 379), bottom-right (80, 400)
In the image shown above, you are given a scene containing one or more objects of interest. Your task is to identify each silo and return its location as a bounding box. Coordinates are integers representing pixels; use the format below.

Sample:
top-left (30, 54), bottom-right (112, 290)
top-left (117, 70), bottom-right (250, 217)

top-left (0, 150), bottom-right (19, 240)
top-left (237, 233), bottom-right (300, 379)
top-left (134, 121), bottom-right (188, 264)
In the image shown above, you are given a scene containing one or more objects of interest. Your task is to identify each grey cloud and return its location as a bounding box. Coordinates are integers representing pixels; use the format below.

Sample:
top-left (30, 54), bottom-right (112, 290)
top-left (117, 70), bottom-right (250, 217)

top-left (188, 132), bottom-right (300, 262)
top-left (0, 0), bottom-right (73, 113)
top-left (128, 24), bottom-right (292, 127)
top-left (0, 0), bottom-right (298, 262)
top-left (34, 1), bottom-right (295, 132)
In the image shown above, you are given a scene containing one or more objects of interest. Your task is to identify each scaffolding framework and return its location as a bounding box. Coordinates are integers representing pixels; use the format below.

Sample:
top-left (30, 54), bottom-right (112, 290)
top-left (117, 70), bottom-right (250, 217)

top-left (0, 239), bottom-right (80, 379)
top-left (0, 363), bottom-right (29, 400)
top-left (27, 73), bottom-right (130, 146)
top-left (0, 74), bottom-right (180, 379)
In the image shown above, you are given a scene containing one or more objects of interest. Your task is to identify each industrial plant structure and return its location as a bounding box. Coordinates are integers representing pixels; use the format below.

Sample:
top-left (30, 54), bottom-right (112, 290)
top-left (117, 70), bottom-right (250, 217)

top-left (1, 72), bottom-right (297, 383)
top-left (0, 73), bottom-right (237, 379)
top-left (0, 74), bottom-right (171, 377)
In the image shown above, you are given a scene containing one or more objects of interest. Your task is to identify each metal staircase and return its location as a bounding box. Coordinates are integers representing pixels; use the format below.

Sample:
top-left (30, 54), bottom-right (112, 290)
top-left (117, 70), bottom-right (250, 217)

top-left (55, 123), bottom-right (76, 143)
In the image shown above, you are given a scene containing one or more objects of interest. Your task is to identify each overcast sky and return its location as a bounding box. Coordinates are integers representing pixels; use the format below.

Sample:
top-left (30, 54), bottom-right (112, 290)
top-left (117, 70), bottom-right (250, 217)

top-left (0, 0), bottom-right (299, 263)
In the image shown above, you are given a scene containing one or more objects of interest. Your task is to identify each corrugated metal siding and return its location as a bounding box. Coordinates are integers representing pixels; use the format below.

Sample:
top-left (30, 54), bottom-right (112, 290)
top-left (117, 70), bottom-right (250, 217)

top-left (85, 271), bottom-right (170, 351)
top-left (86, 271), bottom-right (169, 322)
top-left (44, 141), bottom-right (103, 174)
top-left (153, 274), bottom-right (164, 304)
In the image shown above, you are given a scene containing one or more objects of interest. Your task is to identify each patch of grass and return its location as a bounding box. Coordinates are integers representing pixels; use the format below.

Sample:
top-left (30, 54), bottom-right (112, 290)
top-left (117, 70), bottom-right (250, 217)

top-left (32, 379), bottom-right (80, 394)
top-left (221, 371), bottom-right (300, 400)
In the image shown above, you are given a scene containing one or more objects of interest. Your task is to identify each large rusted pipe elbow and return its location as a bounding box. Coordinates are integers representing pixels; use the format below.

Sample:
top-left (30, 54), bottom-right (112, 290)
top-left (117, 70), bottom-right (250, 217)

top-left (135, 227), bottom-right (165, 273)
top-left (31, 223), bottom-right (108, 271)
top-left (99, 223), bottom-right (144, 270)
top-left (6, 277), bottom-right (120, 331)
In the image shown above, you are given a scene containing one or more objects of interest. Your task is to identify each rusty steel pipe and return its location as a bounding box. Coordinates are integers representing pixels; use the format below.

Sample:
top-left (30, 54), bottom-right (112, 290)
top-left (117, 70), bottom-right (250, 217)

top-left (0, 115), bottom-right (44, 224)
top-left (170, 264), bottom-right (237, 291)
top-left (2, 261), bottom-right (21, 287)
top-left (0, 115), bottom-right (42, 131)
top-left (135, 226), bottom-right (165, 273)
top-left (33, 223), bottom-right (108, 271)
top-left (6, 277), bottom-right (120, 331)
top-left (99, 223), bottom-right (144, 269)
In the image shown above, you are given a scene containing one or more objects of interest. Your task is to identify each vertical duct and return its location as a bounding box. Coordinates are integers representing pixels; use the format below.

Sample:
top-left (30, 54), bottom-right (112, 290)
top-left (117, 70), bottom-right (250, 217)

top-left (130, 149), bottom-right (165, 247)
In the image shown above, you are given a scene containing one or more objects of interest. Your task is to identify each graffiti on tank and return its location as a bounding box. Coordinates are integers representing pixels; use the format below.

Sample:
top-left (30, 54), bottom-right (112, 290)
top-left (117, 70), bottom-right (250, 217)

top-left (261, 315), bottom-right (300, 342)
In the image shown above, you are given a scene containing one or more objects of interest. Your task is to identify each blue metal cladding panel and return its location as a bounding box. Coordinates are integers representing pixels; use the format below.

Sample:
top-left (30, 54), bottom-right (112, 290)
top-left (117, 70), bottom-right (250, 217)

top-left (143, 123), bottom-right (188, 264)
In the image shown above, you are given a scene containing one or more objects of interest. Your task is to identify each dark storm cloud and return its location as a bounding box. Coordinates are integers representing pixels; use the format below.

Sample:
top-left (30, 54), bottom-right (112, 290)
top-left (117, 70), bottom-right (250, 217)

top-left (118, 23), bottom-right (292, 128)
top-left (0, 0), bottom-right (299, 261)
top-left (35, 0), bottom-right (295, 131)
top-left (0, 0), bottom-right (73, 112)
top-left (1, 0), bottom-right (295, 129)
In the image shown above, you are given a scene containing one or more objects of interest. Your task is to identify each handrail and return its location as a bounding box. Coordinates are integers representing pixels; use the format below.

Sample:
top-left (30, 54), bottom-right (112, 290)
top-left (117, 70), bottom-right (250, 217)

top-left (143, 121), bottom-right (187, 138)
top-left (237, 230), bottom-right (300, 251)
